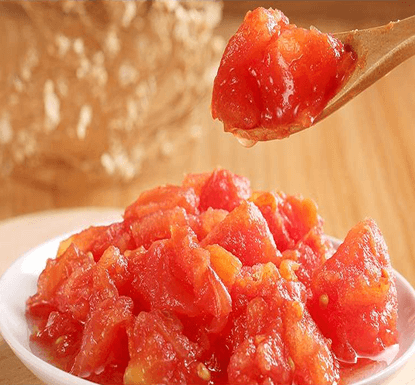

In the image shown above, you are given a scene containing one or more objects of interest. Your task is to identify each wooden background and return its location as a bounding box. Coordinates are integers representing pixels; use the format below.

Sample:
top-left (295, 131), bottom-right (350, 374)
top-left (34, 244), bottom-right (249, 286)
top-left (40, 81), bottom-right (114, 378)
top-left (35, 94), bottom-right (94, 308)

top-left (1, 2), bottom-right (415, 384)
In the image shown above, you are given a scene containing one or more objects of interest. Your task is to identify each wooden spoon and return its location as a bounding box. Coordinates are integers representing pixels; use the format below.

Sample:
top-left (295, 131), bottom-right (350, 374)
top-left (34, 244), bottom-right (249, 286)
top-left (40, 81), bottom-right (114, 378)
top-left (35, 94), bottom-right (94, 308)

top-left (314, 14), bottom-right (415, 125)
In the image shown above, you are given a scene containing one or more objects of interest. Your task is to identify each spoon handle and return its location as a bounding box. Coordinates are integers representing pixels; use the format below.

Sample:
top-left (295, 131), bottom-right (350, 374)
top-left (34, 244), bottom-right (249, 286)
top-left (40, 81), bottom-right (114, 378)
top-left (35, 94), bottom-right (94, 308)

top-left (316, 15), bottom-right (415, 123)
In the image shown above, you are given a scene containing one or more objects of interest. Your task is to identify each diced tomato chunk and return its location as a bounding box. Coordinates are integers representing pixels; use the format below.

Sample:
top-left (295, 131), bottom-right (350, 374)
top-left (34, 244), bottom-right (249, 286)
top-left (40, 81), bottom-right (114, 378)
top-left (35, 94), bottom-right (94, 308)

top-left (201, 201), bottom-right (282, 266)
top-left (26, 244), bottom-right (94, 315)
top-left (212, 7), bottom-right (357, 140)
top-left (212, 8), bottom-right (289, 132)
top-left (130, 207), bottom-right (189, 249)
top-left (71, 296), bottom-right (133, 379)
top-left (189, 208), bottom-right (228, 241)
top-left (182, 172), bottom-right (211, 197)
top-left (125, 310), bottom-right (208, 385)
top-left (250, 191), bottom-right (321, 252)
top-left (88, 222), bottom-right (135, 261)
top-left (57, 222), bottom-right (134, 262)
top-left (98, 246), bottom-right (132, 295)
top-left (199, 169), bottom-right (251, 212)
top-left (124, 185), bottom-right (199, 220)
top-left (29, 311), bottom-right (83, 372)
top-left (54, 263), bottom-right (118, 323)
top-left (57, 226), bottom-right (107, 257)
top-left (228, 331), bottom-right (293, 385)
top-left (225, 264), bottom-right (339, 385)
top-left (282, 227), bottom-right (333, 292)
top-left (205, 244), bottom-right (242, 290)
top-left (128, 225), bottom-right (231, 332)
top-left (283, 299), bottom-right (340, 385)
top-left (310, 219), bottom-right (399, 363)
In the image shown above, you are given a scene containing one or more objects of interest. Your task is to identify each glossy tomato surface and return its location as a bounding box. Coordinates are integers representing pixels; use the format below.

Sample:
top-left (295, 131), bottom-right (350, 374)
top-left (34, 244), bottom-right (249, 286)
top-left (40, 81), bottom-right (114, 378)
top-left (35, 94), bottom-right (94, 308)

top-left (212, 7), bottom-right (357, 140)
top-left (26, 169), bottom-right (398, 385)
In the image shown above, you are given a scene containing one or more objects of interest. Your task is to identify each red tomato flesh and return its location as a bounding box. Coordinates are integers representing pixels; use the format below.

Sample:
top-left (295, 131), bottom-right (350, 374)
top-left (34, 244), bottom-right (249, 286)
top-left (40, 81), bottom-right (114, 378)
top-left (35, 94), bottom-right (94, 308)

top-left (26, 169), bottom-right (398, 385)
top-left (310, 219), bottom-right (399, 363)
top-left (212, 7), bottom-right (357, 141)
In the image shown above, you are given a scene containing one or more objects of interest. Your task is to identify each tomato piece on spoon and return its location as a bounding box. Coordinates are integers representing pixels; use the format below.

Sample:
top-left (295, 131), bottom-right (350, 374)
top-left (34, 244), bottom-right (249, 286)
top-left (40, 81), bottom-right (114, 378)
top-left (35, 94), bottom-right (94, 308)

top-left (211, 7), bottom-right (357, 142)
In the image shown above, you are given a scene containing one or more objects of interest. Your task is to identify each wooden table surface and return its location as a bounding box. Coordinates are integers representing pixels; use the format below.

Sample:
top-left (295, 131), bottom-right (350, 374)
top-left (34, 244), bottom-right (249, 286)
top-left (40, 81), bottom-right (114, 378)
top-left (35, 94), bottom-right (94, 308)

top-left (1, 2), bottom-right (414, 384)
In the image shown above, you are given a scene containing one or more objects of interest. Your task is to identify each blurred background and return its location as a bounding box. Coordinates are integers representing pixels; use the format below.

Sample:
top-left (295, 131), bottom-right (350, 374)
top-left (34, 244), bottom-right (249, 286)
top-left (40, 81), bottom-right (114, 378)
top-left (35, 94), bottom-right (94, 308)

top-left (0, 1), bottom-right (414, 284)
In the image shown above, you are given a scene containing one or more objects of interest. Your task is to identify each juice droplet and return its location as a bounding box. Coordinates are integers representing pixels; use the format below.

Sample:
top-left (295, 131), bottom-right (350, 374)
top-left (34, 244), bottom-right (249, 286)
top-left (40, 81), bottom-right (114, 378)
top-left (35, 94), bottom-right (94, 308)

top-left (235, 135), bottom-right (258, 148)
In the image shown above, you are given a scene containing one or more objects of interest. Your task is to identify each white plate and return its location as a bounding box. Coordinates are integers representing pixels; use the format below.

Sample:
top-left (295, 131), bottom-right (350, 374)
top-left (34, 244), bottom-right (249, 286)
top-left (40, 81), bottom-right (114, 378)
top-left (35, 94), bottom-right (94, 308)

top-left (0, 236), bottom-right (415, 385)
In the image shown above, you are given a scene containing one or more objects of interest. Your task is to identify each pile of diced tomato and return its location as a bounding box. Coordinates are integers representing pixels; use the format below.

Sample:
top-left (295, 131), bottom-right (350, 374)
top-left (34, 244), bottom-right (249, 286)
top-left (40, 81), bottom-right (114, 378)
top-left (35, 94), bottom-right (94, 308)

top-left (26, 169), bottom-right (398, 385)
